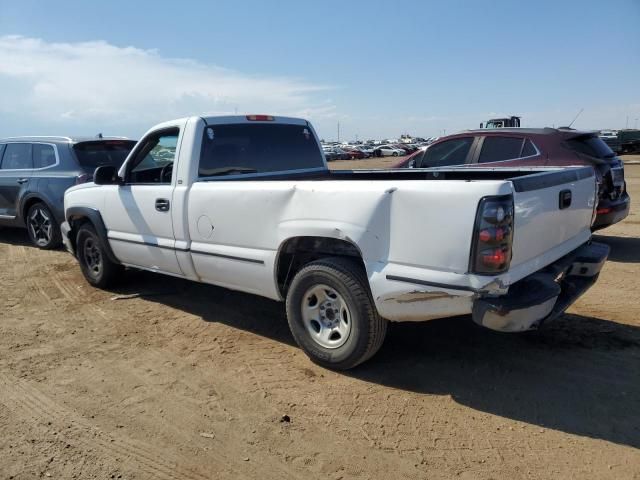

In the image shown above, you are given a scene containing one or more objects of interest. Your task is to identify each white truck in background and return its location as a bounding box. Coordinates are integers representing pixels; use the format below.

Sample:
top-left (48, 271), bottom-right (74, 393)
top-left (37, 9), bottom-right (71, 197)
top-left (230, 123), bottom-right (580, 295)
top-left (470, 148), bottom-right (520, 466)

top-left (62, 115), bottom-right (609, 369)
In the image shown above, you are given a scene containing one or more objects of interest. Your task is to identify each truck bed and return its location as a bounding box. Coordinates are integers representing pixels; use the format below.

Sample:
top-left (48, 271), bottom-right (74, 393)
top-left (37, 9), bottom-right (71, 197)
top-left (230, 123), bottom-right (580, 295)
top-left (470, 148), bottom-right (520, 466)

top-left (202, 166), bottom-right (594, 193)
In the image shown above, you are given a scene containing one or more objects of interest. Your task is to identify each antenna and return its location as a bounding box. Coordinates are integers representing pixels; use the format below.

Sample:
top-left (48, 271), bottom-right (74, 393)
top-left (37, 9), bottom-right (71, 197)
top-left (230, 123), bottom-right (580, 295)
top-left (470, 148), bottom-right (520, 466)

top-left (568, 108), bottom-right (584, 128)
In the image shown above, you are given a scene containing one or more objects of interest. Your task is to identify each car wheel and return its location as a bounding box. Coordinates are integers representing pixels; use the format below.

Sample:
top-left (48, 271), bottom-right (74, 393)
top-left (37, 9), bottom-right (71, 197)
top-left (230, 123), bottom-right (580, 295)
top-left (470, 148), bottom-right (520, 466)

top-left (26, 202), bottom-right (61, 249)
top-left (285, 257), bottom-right (387, 370)
top-left (392, 152), bottom-right (398, 157)
top-left (76, 224), bottom-right (122, 288)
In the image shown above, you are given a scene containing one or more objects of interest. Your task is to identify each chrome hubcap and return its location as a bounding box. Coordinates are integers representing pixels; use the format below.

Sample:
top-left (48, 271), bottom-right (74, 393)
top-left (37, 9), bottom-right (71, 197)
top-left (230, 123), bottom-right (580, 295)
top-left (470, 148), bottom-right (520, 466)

top-left (28, 207), bottom-right (52, 246)
top-left (83, 237), bottom-right (102, 277)
top-left (301, 284), bottom-right (351, 349)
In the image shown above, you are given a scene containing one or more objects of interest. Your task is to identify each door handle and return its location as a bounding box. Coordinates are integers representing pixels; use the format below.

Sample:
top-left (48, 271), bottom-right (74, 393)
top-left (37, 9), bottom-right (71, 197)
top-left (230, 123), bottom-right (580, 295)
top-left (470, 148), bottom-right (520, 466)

top-left (155, 198), bottom-right (170, 212)
top-left (17, 178), bottom-right (28, 184)
top-left (559, 190), bottom-right (572, 210)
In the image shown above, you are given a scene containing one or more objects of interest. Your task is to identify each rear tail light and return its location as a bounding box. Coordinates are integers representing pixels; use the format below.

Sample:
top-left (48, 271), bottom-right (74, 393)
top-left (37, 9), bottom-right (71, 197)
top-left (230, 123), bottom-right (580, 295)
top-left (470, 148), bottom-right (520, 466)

top-left (470, 195), bottom-right (514, 274)
top-left (75, 174), bottom-right (91, 185)
top-left (246, 114), bottom-right (274, 121)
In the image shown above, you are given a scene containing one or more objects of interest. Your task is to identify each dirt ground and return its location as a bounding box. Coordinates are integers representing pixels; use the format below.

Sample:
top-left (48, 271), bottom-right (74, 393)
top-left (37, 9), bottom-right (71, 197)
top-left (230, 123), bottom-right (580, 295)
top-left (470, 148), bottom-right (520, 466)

top-left (1, 164), bottom-right (639, 480)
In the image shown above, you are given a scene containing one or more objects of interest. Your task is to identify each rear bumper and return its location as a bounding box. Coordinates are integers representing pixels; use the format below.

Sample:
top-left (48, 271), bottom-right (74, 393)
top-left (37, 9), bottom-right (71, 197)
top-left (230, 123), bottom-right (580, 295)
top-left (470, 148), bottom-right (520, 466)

top-left (472, 241), bottom-right (609, 332)
top-left (592, 193), bottom-right (630, 230)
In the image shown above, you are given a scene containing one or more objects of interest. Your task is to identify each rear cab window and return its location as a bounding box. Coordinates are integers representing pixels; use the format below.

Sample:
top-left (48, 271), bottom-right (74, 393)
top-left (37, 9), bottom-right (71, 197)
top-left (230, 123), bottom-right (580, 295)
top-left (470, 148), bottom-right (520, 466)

top-left (73, 140), bottom-right (137, 171)
top-left (198, 123), bottom-right (324, 177)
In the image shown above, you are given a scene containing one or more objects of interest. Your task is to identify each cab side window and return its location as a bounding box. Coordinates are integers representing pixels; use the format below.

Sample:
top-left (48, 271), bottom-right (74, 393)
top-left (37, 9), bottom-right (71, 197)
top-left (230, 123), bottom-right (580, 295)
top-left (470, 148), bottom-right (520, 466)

top-left (1, 143), bottom-right (33, 170)
top-left (127, 129), bottom-right (179, 184)
top-left (419, 137), bottom-right (473, 168)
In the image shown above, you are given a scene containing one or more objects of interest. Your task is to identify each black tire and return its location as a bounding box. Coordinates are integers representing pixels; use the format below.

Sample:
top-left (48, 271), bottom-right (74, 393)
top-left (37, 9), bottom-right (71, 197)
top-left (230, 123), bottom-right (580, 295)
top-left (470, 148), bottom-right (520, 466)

top-left (76, 224), bottom-right (122, 288)
top-left (392, 152), bottom-right (399, 157)
top-left (285, 257), bottom-right (387, 370)
top-left (26, 202), bottom-right (61, 249)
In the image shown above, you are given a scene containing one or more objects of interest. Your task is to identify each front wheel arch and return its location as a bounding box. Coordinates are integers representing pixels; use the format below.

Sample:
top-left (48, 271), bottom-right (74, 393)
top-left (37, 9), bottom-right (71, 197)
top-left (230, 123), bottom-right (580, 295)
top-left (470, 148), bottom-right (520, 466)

top-left (66, 207), bottom-right (120, 265)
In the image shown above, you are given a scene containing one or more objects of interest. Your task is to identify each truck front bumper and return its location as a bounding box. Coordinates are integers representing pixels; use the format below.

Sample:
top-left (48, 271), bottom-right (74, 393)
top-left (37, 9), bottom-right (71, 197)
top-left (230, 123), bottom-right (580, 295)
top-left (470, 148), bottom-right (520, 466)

top-left (472, 241), bottom-right (609, 332)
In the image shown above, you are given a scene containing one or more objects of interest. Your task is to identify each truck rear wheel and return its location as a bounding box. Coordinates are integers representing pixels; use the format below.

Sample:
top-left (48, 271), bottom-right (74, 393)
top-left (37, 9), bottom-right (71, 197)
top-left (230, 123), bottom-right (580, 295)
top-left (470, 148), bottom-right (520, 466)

top-left (76, 224), bottom-right (122, 288)
top-left (285, 257), bottom-right (387, 370)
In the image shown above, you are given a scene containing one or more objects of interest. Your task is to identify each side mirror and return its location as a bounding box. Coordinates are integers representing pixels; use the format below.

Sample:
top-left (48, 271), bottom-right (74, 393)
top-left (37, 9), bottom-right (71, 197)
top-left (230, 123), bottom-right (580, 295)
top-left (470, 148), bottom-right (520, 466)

top-left (479, 122), bottom-right (484, 129)
top-left (94, 165), bottom-right (121, 185)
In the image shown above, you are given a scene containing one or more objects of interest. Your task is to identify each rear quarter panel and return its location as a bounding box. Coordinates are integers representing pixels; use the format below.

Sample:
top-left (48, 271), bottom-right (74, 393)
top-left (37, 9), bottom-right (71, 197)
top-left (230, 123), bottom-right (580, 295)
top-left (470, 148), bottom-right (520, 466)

top-left (186, 178), bottom-right (513, 300)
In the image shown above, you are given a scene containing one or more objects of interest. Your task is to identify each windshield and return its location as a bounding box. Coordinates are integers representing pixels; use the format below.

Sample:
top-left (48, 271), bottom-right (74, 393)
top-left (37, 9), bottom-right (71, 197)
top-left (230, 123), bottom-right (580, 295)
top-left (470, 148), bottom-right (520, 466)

top-left (73, 140), bottom-right (136, 169)
top-left (199, 123), bottom-right (324, 177)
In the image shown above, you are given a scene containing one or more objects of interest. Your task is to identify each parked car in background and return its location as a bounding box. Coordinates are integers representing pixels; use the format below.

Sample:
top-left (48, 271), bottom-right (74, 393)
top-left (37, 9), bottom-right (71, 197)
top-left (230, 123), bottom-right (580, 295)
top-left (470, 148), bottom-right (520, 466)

top-left (598, 130), bottom-right (619, 153)
top-left (395, 143), bottom-right (418, 154)
top-left (0, 136), bottom-right (136, 248)
top-left (323, 147), bottom-right (340, 161)
top-left (393, 128), bottom-right (629, 230)
top-left (342, 147), bottom-right (366, 159)
top-left (599, 129), bottom-right (640, 155)
top-left (374, 145), bottom-right (406, 157)
top-left (616, 129), bottom-right (640, 154)
top-left (333, 147), bottom-right (352, 160)
top-left (355, 145), bottom-right (375, 158)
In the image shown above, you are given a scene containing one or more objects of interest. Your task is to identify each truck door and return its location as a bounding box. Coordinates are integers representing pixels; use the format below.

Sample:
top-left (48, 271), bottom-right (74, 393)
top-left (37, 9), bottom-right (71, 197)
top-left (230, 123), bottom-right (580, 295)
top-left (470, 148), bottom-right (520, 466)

top-left (102, 127), bottom-right (183, 275)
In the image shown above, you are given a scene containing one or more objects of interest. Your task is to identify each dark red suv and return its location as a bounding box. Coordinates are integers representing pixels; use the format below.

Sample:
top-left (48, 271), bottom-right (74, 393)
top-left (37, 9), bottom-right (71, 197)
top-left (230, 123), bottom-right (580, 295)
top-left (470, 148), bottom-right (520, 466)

top-left (395, 128), bottom-right (629, 230)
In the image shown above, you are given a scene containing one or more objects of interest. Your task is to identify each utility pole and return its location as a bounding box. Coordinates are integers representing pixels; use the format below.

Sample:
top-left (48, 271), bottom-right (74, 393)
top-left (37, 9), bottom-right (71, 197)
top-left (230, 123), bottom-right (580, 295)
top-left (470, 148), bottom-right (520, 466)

top-left (337, 121), bottom-right (340, 142)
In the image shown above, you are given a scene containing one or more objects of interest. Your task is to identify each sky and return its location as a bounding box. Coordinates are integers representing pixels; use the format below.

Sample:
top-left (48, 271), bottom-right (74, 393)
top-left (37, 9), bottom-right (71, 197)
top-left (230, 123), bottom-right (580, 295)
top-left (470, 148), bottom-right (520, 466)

top-left (0, 0), bottom-right (638, 141)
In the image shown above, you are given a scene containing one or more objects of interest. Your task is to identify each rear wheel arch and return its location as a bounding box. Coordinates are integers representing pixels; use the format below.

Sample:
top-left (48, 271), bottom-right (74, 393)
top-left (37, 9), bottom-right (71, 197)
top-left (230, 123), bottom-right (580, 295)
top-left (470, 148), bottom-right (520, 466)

top-left (275, 235), bottom-right (367, 299)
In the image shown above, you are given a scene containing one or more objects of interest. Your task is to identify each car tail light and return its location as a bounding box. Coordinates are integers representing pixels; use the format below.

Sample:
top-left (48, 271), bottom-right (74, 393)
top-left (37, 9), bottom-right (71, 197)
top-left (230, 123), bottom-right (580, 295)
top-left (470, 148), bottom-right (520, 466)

top-left (75, 174), bottom-right (91, 185)
top-left (246, 114), bottom-right (274, 121)
top-left (470, 195), bottom-right (514, 274)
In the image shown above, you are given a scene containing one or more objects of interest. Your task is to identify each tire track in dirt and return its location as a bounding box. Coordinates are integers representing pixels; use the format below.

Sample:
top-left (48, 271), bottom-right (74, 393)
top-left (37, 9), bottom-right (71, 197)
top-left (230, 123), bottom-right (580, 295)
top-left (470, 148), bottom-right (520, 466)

top-left (0, 372), bottom-right (233, 480)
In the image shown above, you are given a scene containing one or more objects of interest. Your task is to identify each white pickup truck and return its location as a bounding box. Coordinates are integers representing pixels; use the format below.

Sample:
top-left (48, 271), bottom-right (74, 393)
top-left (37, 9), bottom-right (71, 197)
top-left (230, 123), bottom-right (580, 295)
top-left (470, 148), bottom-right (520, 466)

top-left (62, 115), bottom-right (609, 369)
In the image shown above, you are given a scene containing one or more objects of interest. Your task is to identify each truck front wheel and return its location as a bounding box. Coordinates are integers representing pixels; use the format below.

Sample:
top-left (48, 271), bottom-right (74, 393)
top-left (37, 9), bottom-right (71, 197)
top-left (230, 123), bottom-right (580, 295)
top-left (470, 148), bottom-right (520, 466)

top-left (76, 224), bottom-right (122, 288)
top-left (285, 257), bottom-right (387, 370)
